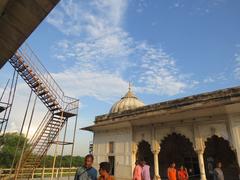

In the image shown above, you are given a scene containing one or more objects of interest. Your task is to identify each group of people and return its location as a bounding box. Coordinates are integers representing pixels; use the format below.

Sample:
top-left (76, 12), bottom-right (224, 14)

top-left (74, 155), bottom-right (225, 180)
top-left (133, 160), bottom-right (151, 180)
top-left (133, 160), bottom-right (189, 180)
top-left (134, 161), bottom-right (225, 180)
top-left (74, 154), bottom-right (115, 180)
top-left (168, 162), bottom-right (225, 180)
top-left (167, 162), bottom-right (189, 180)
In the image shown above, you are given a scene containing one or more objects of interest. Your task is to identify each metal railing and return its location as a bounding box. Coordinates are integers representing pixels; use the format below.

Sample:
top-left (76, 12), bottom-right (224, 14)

top-left (0, 167), bottom-right (77, 179)
top-left (28, 111), bottom-right (52, 146)
top-left (64, 98), bottom-right (79, 115)
top-left (0, 102), bottom-right (9, 109)
top-left (18, 43), bottom-right (78, 113)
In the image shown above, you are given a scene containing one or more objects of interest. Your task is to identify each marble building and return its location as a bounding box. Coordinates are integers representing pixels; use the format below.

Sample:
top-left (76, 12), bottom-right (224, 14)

top-left (82, 86), bottom-right (240, 180)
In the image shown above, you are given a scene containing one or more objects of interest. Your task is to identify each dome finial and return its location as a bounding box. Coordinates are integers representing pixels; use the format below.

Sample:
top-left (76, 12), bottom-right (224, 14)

top-left (109, 82), bottom-right (145, 113)
top-left (128, 82), bottom-right (132, 92)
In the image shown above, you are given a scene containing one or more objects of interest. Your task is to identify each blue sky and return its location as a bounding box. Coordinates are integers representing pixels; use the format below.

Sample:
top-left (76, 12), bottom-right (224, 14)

top-left (1, 0), bottom-right (240, 156)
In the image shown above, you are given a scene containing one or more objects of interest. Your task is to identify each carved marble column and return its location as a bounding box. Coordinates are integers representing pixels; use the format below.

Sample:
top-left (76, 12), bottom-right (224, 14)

top-left (194, 137), bottom-right (207, 180)
top-left (131, 143), bottom-right (138, 173)
top-left (196, 149), bottom-right (207, 180)
top-left (227, 116), bottom-right (240, 166)
top-left (152, 140), bottom-right (161, 180)
top-left (194, 125), bottom-right (207, 180)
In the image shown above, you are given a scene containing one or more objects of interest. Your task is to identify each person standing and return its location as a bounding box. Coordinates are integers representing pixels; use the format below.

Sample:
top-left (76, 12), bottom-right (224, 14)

top-left (142, 161), bottom-right (151, 180)
top-left (98, 162), bottom-right (115, 180)
top-left (213, 162), bottom-right (224, 180)
top-left (187, 168), bottom-right (194, 180)
top-left (178, 165), bottom-right (189, 180)
top-left (74, 154), bottom-right (97, 180)
top-left (133, 160), bottom-right (143, 180)
top-left (167, 162), bottom-right (177, 180)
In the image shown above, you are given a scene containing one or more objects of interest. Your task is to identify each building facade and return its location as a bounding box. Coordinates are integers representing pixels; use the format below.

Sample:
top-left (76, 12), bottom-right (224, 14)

top-left (83, 86), bottom-right (240, 180)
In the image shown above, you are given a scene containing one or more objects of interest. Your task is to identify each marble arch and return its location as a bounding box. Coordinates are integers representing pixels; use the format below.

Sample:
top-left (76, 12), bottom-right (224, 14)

top-left (204, 135), bottom-right (239, 180)
top-left (158, 133), bottom-right (199, 178)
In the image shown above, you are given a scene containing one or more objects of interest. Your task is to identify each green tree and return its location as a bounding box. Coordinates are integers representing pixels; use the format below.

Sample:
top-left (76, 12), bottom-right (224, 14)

top-left (0, 133), bottom-right (84, 168)
top-left (40, 155), bottom-right (84, 168)
top-left (0, 132), bottom-right (28, 168)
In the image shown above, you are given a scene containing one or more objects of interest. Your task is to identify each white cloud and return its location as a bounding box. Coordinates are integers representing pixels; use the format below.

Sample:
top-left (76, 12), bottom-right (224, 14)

top-left (203, 72), bottom-right (227, 84)
top-left (136, 0), bottom-right (148, 13)
top-left (54, 30), bottom-right (133, 67)
top-left (234, 52), bottom-right (240, 79)
top-left (203, 77), bottom-right (215, 83)
top-left (169, 0), bottom-right (225, 15)
top-left (131, 42), bottom-right (188, 95)
top-left (47, 0), bottom-right (195, 102)
top-left (53, 38), bottom-right (192, 98)
top-left (91, 0), bottom-right (128, 27)
top-left (46, 0), bottom-right (82, 36)
top-left (47, 0), bottom-right (127, 38)
top-left (52, 69), bottom-right (128, 102)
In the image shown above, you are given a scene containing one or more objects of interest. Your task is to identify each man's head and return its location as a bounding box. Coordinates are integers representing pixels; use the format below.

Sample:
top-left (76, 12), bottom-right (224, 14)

top-left (141, 160), bottom-right (146, 166)
top-left (135, 160), bottom-right (140, 166)
top-left (84, 154), bottom-right (94, 169)
top-left (189, 168), bottom-right (193, 173)
top-left (216, 162), bottom-right (222, 168)
top-left (99, 162), bottom-right (111, 176)
top-left (170, 162), bottom-right (176, 168)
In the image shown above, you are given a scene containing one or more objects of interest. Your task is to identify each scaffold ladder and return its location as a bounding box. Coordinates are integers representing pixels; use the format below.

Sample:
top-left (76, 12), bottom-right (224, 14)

top-left (8, 44), bottom-right (79, 179)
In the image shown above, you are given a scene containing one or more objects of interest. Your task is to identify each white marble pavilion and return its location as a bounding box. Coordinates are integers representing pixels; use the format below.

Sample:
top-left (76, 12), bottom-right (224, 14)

top-left (83, 86), bottom-right (240, 180)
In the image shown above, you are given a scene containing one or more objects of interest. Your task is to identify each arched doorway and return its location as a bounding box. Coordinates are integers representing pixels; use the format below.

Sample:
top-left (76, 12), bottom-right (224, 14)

top-left (204, 135), bottom-right (239, 180)
top-left (137, 140), bottom-right (154, 179)
top-left (159, 133), bottom-right (200, 179)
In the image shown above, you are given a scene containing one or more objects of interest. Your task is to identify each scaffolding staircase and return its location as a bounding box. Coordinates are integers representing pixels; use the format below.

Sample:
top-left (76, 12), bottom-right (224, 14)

top-left (0, 102), bottom-right (10, 136)
top-left (8, 44), bottom-right (79, 178)
top-left (0, 73), bottom-right (18, 139)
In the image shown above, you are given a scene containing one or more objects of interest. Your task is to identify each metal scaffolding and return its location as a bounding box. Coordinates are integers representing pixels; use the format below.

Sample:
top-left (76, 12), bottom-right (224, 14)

top-left (0, 70), bottom-right (18, 141)
top-left (0, 43), bottom-right (80, 179)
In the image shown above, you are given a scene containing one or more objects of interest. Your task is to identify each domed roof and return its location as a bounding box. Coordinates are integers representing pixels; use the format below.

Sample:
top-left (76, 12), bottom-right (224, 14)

top-left (109, 84), bottom-right (145, 113)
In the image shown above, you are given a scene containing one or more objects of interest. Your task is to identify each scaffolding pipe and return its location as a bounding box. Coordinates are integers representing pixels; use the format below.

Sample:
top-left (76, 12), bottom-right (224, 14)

top-left (10, 90), bottom-right (33, 175)
top-left (69, 110), bottom-right (79, 168)
top-left (2, 72), bottom-right (18, 135)
top-left (15, 94), bottom-right (38, 179)
top-left (58, 119), bottom-right (69, 178)
top-left (0, 79), bottom-right (10, 101)
top-left (0, 70), bottom-right (16, 133)
top-left (51, 111), bottom-right (64, 180)
top-left (51, 135), bottom-right (59, 180)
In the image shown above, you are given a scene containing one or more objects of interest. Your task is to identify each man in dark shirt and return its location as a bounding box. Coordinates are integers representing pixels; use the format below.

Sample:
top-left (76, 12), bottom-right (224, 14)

top-left (74, 154), bottom-right (97, 180)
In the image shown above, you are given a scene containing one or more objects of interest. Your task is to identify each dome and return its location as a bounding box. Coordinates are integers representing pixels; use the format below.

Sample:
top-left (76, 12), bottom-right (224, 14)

top-left (109, 85), bottom-right (145, 113)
